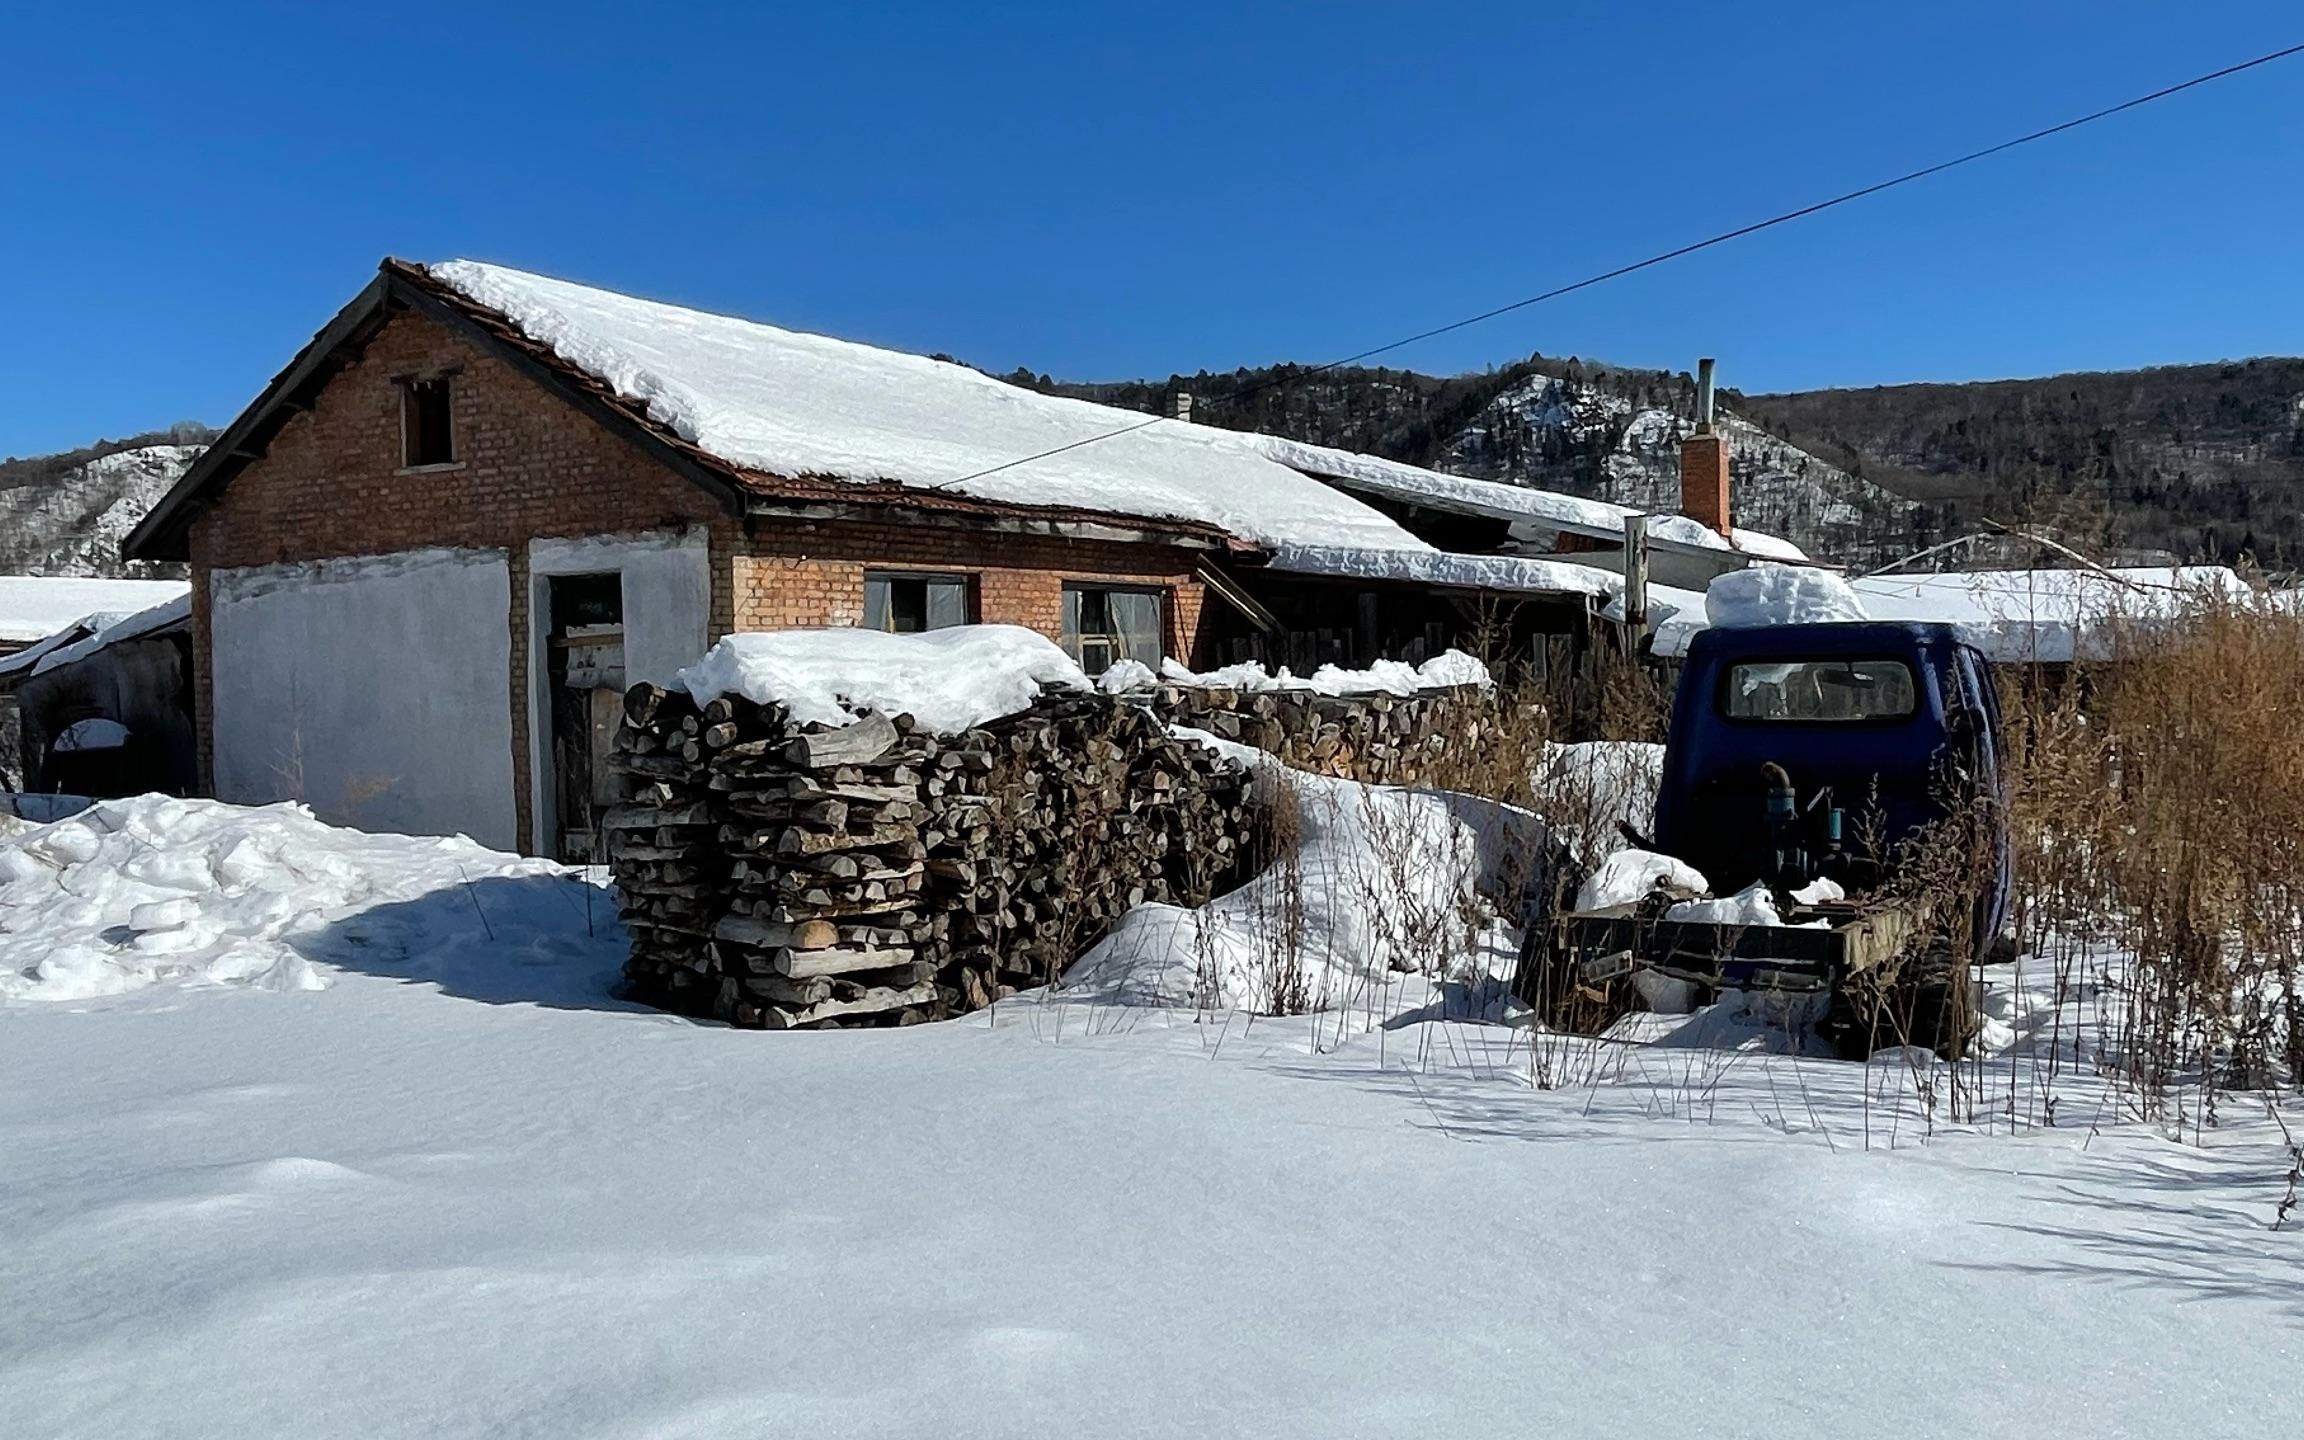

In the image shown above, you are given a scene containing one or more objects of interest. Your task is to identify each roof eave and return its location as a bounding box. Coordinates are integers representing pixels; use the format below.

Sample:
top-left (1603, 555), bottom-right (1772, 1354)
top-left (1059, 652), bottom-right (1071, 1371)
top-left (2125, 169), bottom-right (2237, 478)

top-left (739, 491), bottom-right (1236, 552)
top-left (122, 271), bottom-right (398, 562)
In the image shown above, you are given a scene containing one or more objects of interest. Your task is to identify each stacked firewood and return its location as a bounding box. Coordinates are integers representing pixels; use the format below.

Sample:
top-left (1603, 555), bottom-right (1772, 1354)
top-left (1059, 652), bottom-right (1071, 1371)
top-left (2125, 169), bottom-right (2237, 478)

top-left (606, 684), bottom-right (725, 1014)
top-left (924, 693), bottom-right (1250, 1012)
top-left (606, 684), bottom-right (1253, 1029)
top-left (1143, 683), bottom-right (1489, 785)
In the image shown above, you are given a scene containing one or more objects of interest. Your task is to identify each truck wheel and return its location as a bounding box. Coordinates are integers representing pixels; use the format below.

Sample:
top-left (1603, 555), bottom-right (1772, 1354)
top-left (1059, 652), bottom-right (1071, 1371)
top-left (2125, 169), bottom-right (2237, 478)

top-left (1904, 971), bottom-right (1982, 1063)
top-left (1826, 958), bottom-right (1980, 1062)
top-left (1518, 935), bottom-right (1634, 1035)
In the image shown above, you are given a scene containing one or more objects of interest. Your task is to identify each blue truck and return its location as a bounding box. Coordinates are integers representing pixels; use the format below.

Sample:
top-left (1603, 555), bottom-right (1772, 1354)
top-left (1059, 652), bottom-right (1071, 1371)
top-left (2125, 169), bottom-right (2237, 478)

top-left (1527, 620), bottom-right (2012, 1059)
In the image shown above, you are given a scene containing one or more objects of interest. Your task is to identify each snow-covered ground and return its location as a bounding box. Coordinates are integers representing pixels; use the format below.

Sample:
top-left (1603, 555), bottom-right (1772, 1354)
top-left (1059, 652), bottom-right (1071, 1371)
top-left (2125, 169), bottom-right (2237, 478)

top-left (3, 798), bottom-right (2299, 1438)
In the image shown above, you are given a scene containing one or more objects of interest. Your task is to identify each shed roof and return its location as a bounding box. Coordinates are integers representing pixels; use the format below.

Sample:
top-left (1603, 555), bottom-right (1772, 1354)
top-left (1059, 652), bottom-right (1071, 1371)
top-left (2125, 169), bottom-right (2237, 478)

top-left (0, 593), bottom-right (192, 681)
top-left (0, 577), bottom-right (187, 645)
top-left (1248, 434), bottom-right (1807, 560)
top-left (1652, 565), bottom-right (2257, 663)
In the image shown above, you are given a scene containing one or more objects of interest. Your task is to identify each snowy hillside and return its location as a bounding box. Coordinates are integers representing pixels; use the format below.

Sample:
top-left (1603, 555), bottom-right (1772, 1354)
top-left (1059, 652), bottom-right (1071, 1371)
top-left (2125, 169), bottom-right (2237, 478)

top-left (1051, 363), bottom-right (1919, 568)
top-left (1445, 374), bottom-right (1913, 567)
top-left (0, 442), bottom-right (201, 577)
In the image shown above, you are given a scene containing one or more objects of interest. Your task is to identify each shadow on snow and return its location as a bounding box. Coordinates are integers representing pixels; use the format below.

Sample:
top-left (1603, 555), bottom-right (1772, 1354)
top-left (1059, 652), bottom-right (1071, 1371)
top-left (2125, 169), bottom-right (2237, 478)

top-left (292, 872), bottom-right (655, 1014)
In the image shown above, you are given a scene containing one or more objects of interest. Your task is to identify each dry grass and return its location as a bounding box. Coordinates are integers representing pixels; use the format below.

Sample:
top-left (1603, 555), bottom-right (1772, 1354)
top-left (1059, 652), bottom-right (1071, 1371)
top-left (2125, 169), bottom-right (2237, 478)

top-left (1448, 596), bottom-right (2304, 1126)
top-left (1999, 588), bottom-right (2304, 1122)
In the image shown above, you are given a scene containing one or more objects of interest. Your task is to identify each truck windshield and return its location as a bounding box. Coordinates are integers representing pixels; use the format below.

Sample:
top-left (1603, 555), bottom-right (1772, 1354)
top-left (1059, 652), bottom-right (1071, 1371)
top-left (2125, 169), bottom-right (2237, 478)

top-left (1723, 659), bottom-right (1917, 722)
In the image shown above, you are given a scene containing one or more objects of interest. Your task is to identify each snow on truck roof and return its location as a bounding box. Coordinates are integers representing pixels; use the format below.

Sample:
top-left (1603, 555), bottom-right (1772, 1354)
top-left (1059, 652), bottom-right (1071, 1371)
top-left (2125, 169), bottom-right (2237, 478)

top-left (0, 576), bottom-right (187, 645)
top-left (1651, 563), bottom-right (2258, 663)
top-left (428, 261), bottom-right (1428, 557)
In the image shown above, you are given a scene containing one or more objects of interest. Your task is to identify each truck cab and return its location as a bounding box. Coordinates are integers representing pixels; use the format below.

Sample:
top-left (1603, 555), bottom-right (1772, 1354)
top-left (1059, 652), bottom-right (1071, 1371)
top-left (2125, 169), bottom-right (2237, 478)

top-left (1653, 620), bottom-right (2010, 951)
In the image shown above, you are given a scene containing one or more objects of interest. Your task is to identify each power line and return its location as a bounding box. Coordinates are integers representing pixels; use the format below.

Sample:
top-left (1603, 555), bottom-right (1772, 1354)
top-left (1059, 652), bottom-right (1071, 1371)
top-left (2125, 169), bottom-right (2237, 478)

top-left (929, 39), bottom-right (2304, 494)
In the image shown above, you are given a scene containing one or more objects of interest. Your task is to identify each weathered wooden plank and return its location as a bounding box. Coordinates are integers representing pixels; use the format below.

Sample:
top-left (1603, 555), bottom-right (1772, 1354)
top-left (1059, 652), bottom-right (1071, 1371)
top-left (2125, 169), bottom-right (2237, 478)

top-left (712, 914), bottom-right (840, 951)
top-left (602, 801), bottom-right (714, 830)
top-left (764, 980), bottom-right (939, 1028)
top-left (774, 945), bottom-right (919, 979)
top-left (782, 711), bottom-right (898, 768)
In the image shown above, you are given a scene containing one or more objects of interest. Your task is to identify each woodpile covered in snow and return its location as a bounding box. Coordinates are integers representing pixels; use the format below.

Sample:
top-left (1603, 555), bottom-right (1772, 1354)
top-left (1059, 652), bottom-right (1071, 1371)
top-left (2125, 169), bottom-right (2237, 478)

top-left (1136, 681), bottom-right (1492, 786)
top-left (611, 681), bottom-right (1252, 1029)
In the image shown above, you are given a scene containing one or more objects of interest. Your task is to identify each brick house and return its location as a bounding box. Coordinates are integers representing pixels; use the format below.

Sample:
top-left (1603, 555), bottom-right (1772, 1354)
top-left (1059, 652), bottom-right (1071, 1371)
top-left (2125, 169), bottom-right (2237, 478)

top-left (129, 260), bottom-right (1807, 857)
top-left (134, 259), bottom-right (1621, 858)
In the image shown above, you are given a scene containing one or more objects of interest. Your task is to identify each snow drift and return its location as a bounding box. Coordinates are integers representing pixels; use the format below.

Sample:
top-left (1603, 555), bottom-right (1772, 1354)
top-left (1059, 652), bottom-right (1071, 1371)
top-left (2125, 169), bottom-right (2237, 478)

top-left (1535, 740), bottom-right (1664, 860)
top-left (0, 796), bottom-right (583, 1002)
top-left (1062, 734), bottom-right (1536, 1011)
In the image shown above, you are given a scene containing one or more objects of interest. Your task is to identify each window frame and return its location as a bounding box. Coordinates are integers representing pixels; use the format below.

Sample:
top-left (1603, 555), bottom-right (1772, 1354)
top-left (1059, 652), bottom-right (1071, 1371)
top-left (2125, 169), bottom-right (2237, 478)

top-left (1716, 656), bottom-right (1921, 726)
top-left (1061, 581), bottom-right (1169, 677)
top-left (861, 570), bottom-right (977, 634)
top-left (397, 368), bottom-right (462, 471)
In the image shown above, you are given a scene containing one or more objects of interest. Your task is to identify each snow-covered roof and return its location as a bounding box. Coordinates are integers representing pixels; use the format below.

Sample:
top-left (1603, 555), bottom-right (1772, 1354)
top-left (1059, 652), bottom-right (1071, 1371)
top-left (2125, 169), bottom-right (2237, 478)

top-left (1652, 564), bottom-right (2257, 662)
top-left (0, 577), bottom-right (187, 645)
top-left (1250, 435), bottom-right (1807, 561)
top-left (0, 593), bottom-right (192, 679)
top-left (1265, 543), bottom-right (1619, 598)
top-left (427, 261), bottom-right (1431, 555)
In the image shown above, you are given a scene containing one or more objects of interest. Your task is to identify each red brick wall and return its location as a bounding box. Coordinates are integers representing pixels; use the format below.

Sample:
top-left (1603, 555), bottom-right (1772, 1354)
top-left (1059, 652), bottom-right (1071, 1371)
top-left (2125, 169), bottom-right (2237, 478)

top-left (186, 306), bottom-right (732, 851)
top-left (729, 522), bottom-right (1210, 663)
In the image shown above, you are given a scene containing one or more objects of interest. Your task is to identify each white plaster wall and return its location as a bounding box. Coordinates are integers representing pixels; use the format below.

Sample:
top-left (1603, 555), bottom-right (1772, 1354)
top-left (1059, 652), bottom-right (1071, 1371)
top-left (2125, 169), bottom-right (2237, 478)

top-left (527, 529), bottom-right (711, 853)
top-left (211, 548), bottom-right (517, 850)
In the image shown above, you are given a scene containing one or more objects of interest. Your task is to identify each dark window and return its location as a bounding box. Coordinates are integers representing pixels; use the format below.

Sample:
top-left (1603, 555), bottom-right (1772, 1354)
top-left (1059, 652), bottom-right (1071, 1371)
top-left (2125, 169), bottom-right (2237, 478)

top-left (1061, 584), bottom-right (1165, 677)
top-left (863, 572), bottom-right (972, 633)
top-left (1723, 659), bottom-right (1917, 722)
top-left (402, 376), bottom-right (455, 467)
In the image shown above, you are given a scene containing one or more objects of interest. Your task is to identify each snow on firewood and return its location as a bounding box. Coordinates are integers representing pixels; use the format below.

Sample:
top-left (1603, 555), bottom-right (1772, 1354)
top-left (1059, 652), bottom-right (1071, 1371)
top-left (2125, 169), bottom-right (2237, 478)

top-left (675, 624), bottom-right (1090, 732)
top-left (1102, 649), bottom-right (1491, 698)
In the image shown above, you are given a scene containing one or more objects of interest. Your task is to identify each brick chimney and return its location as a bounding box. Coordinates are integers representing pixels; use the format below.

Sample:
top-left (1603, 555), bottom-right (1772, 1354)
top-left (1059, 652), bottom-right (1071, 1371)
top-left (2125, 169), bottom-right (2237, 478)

top-left (1679, 356), bottom-right (1731, 536)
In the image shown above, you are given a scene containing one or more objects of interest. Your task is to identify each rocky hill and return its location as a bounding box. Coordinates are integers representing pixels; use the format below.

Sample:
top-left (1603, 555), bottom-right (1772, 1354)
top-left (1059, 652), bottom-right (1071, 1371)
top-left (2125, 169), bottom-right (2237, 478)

top-left (1039, 358), bottom-right (1920, 568)
top-left (0, 428), bottom-right (210, 578)
top-left (1041, 351), bottom-right (2304, 572)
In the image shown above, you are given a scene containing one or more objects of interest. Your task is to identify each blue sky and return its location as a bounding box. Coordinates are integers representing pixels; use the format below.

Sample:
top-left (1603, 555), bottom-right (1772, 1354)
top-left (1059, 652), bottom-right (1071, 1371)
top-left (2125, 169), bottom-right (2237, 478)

top-left (2, 1), bottom-right (2297, 458)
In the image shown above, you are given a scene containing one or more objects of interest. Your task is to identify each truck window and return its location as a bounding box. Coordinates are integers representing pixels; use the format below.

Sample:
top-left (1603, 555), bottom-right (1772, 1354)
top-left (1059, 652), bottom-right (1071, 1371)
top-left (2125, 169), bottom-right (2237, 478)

top-left (1722, 659), bottom-right (1917, 722)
